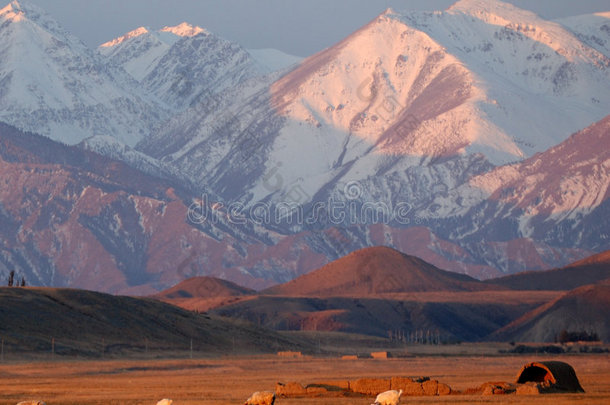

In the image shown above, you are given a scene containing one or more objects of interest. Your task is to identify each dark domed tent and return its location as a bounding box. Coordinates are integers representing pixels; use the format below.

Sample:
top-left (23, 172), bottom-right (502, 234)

top-left (516, 361), bottom-right (584, 393)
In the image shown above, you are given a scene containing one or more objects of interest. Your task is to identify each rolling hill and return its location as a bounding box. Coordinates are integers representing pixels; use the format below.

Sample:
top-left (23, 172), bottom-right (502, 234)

top-left (0, 287), bottom-right (306, 357)
top-left (156, 247), bottom-right (610, 343)
top-left (151, 276), bottom-right (258, 313)
top-left (198, 247), bottom-right (542, 342)
top-left (263, 246), bottom-right (496, 297)
top-left (154, 276), bottom-right (255, 299)
top-left (492, 281), bottom-right (610, 342)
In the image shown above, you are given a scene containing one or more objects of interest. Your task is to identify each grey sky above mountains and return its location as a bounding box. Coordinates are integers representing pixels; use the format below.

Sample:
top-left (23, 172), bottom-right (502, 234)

top-left (28, 0), bottom-right (610, 56)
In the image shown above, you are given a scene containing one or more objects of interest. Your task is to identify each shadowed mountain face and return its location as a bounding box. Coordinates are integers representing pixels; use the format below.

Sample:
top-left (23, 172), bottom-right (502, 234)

top-left (0, 122), bottom-right (294, 293)
top-left (492, 282), bottom-right (610, 342)
top-left (263, 246), bottom-right (495, 297)
top-left (486, 249), bottom-right (610, 291)
top-left (211, 295), bottom-right (537, 342)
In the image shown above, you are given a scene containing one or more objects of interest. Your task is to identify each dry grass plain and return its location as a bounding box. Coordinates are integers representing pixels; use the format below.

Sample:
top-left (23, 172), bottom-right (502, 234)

top-left (0, 352), bottom-right (608, 405)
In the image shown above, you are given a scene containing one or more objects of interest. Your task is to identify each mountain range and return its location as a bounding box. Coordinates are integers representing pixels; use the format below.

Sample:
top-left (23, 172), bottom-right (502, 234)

top-left (0, 0), bottom-right (609, 293)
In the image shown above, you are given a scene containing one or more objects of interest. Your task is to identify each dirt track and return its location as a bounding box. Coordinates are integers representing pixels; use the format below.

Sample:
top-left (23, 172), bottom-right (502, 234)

top-left (0, 354), bottom-right (608, 404)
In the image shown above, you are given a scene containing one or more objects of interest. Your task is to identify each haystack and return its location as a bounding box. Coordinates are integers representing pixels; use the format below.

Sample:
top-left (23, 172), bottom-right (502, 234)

top-left (515, 361), bottom-right (584, 393)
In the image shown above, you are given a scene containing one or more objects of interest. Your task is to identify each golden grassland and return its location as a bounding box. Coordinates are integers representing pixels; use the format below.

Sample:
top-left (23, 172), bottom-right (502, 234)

top-left (0, 351), bottom-right (608, 405)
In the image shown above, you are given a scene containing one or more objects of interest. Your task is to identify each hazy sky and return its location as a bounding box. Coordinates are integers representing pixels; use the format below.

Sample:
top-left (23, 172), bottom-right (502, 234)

top-left (28, 0), bottom-right (610, 56)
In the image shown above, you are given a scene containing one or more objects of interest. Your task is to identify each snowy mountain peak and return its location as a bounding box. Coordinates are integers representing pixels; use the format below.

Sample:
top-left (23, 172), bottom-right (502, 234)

top-left (449, 0), bottom-right (524, 14)
top-left (1, 0), bottom-right (39, 16)
top-left (101, 22), bottom-right (207, 52)
top-left (0, 1), bottom-right (23, 20)
top-left (448, 0), bottom-right (556, 33)
top-left (1, 0), bottom-right (64, 34)
top-left (99, 22), bottom-right (265, 110)
top-left (270, 9), bottom-right (508, 162)
top-left (160, 22), bottom-right (207, 37)
top-left (99, 26), bottom-right (150, 48)
top-left (447, 0), bottom-right (608, 64)
top-left (447, 0), bottom-right (543, 21)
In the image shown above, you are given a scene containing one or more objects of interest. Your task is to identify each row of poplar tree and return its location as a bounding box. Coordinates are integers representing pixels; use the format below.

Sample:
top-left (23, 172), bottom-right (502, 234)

top-left (6, 270), bottom-right (26, 287)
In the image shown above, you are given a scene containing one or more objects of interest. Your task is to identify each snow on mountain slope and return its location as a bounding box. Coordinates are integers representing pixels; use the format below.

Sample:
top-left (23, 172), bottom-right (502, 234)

top-left (141, 0), bottom-right (610, 208)
top-left (140, 9), bottom-right (495, 209)
top-left (160, 21), bottom-right (206, 37)
top-left (0, 1), bottom-right (166, 145)
top-left (0, 120), bottom-right (594, 292)
top-left (248, 48), bottom-right (303, 72)
top-left (270, 9), bottom-right (493, 160)
top-left (133, 0), bottom-right (610, 280)
top-left (99, 23), bottom-right (208, 81)
top-left (78, 135), bottom-right (196, 189)
top-left (99, 23), bottom-right (267, 111)
top-left (1, 0), bottom-right (608, 288)
top-left (99, 27), bottom-right (172, 82)
top-left (556, 12), bottom-right (610, 59)
top-left (428, 115), bottom-right (610, 261)
top-left (396, 0), bottom-right (610, 158)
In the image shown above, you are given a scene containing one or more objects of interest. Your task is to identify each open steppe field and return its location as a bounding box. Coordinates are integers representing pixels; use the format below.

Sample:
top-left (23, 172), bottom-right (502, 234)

top-left (0, 352), bottom-right (608, 405)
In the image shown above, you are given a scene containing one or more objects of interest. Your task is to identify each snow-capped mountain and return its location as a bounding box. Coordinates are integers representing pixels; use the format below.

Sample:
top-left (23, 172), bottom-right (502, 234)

top-left (99, 23), bottom-right (268, 111)
top-left (0, 1), bottom-right (166, 146)
top-left (2, 117), bottom-right (603, 294)
top-left (412, 114), bottom-right (610, 274)
top-left (2, 121), bottom-right (368, 293)
top-left (139, 0), bottom-right (610, 207)
top-left (133, 0), bottom-right (610, 280)
top-left (99, 23), bottom-right (207, 81)
top-left (430, 114), bottom-right (610, 248)
top-left (407, 0), bottom-right (609, 153)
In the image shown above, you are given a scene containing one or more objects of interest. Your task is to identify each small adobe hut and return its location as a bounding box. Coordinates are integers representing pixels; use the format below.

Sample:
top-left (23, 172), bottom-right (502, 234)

top-left (516, 361), bottom-right (584, 393)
